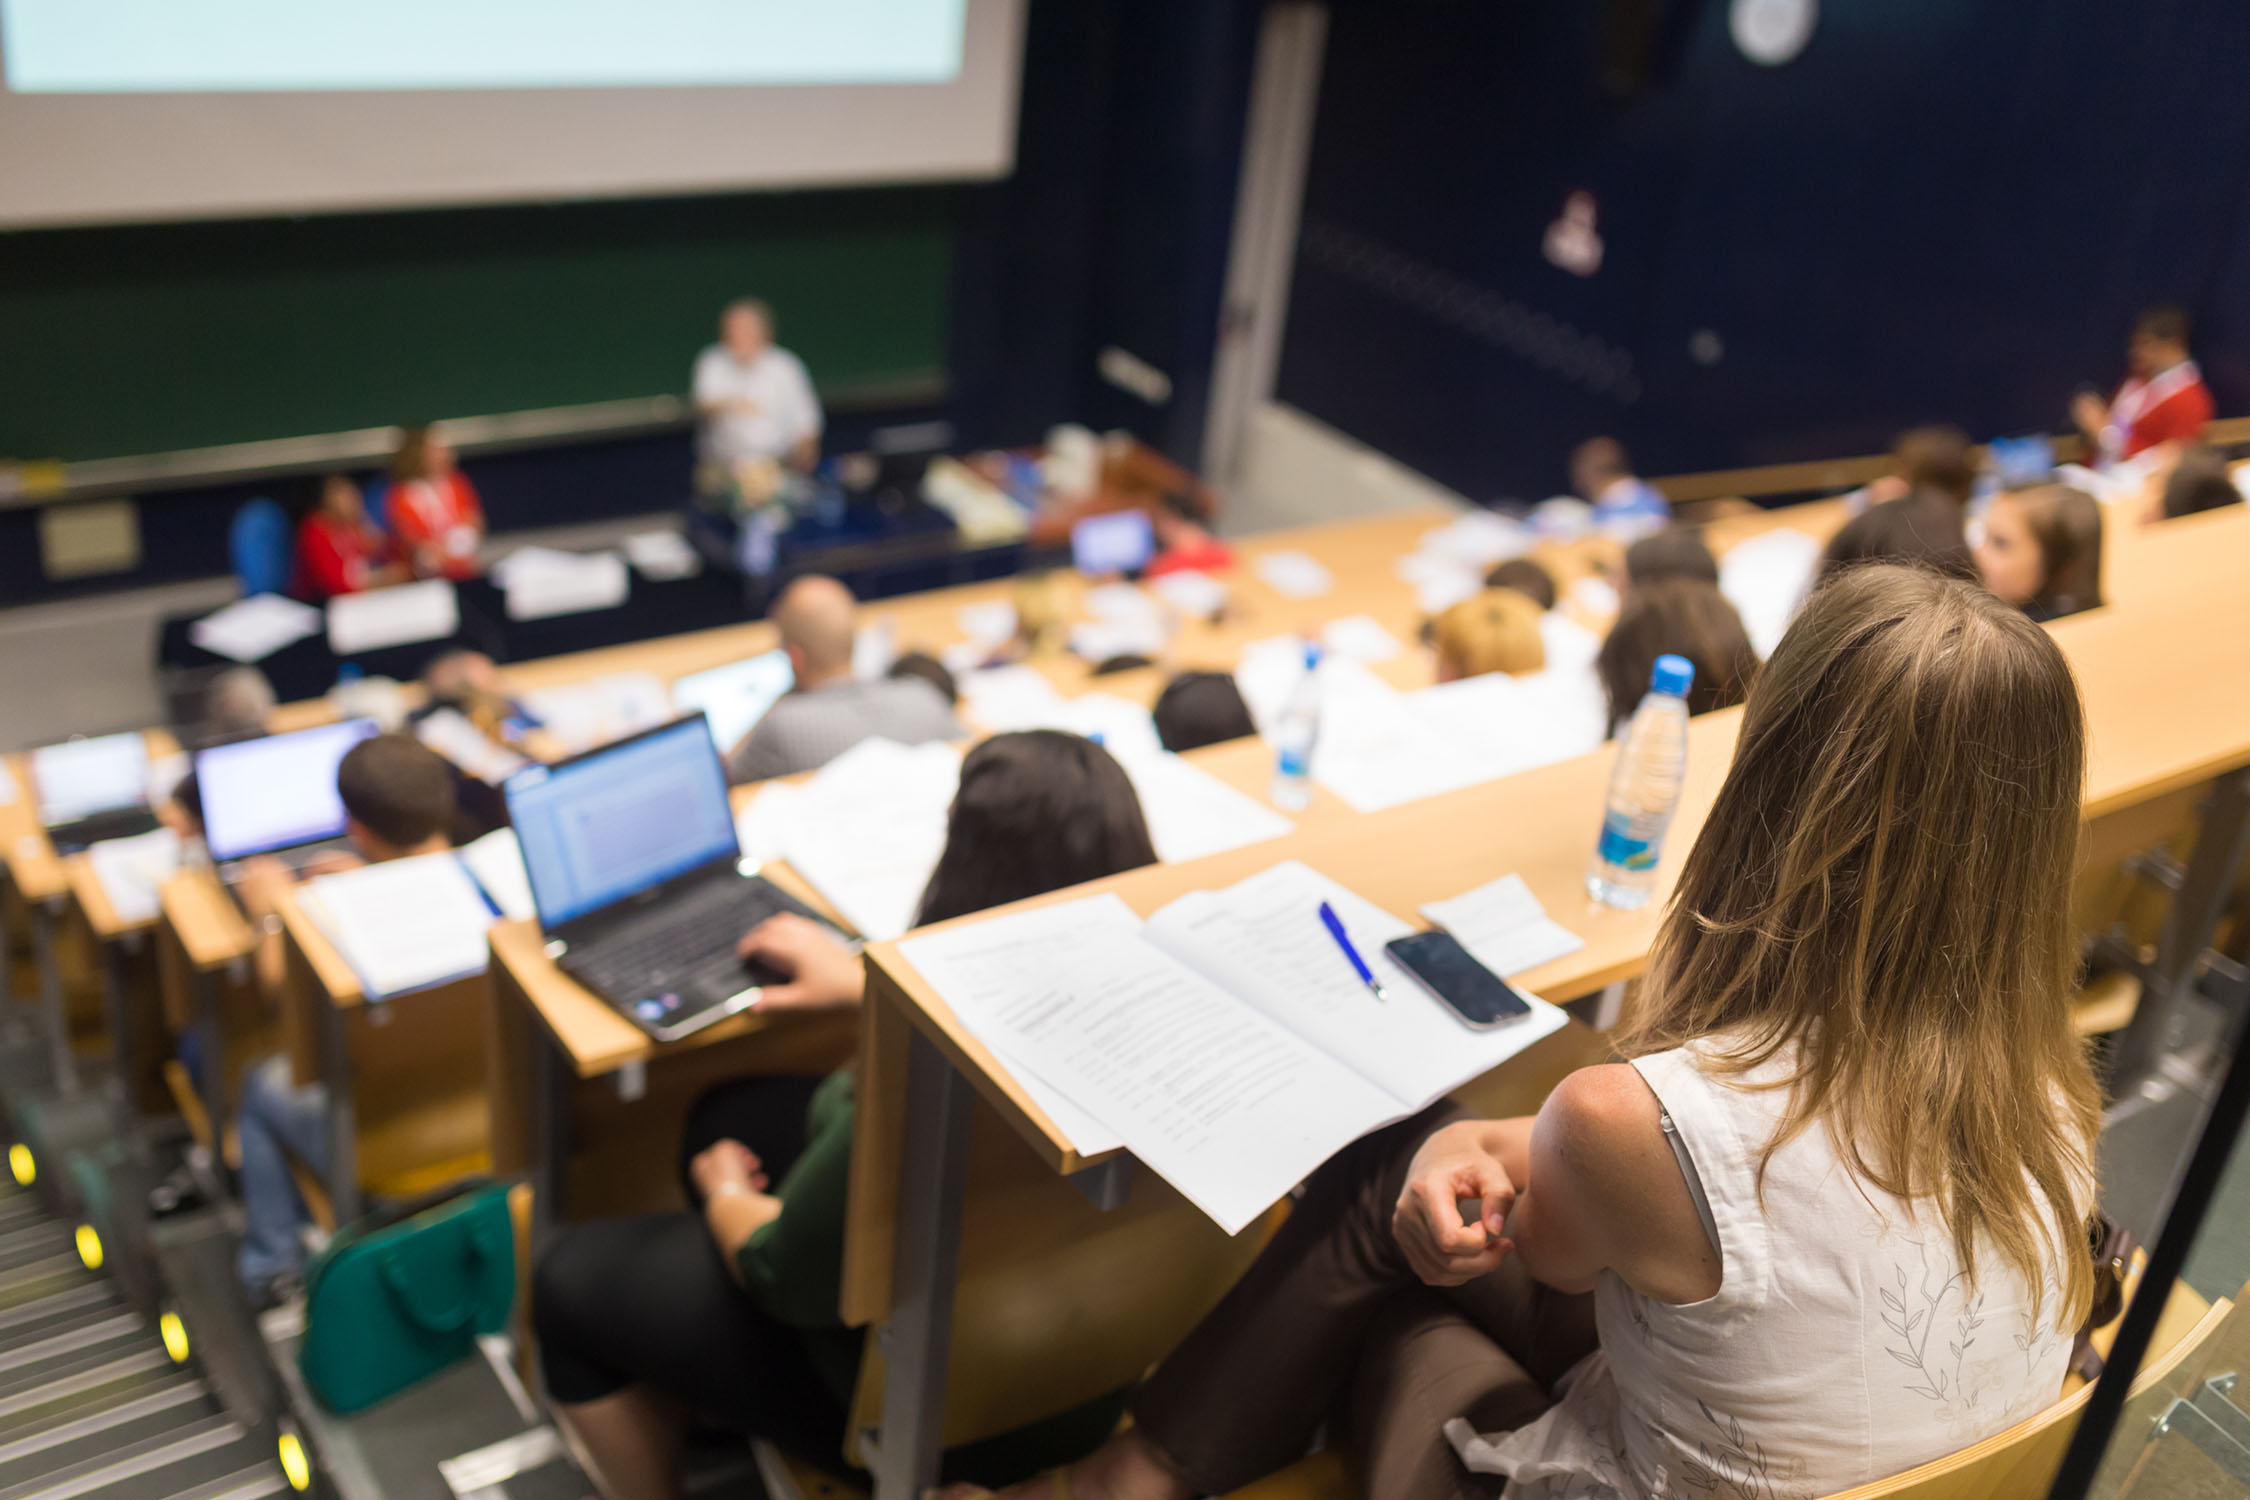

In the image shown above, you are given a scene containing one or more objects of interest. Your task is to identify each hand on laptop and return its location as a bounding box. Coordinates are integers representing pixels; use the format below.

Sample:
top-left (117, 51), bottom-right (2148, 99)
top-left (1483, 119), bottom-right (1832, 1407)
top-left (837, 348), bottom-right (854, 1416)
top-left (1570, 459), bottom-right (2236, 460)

top-left (738, 913), bottom-right (863, 1011)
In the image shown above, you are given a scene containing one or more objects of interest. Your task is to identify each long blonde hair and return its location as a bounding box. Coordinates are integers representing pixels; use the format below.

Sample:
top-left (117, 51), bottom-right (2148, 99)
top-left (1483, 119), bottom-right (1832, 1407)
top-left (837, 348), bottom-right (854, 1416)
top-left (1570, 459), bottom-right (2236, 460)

top-left (1617, 564), bottom-right (2100, 1328)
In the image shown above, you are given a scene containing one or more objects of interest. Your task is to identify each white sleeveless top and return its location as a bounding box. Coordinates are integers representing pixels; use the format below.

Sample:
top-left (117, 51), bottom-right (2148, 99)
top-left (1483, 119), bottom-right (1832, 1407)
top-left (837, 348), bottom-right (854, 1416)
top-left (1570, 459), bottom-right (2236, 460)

top-left (1445, 1040), bottom-right (2080, 1499)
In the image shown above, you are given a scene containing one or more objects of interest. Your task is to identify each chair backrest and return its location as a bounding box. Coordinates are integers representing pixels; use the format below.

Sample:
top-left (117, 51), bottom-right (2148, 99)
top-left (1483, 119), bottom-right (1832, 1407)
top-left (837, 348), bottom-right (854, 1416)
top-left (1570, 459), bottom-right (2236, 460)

top-left (229, 497), bottom-right (294, 597)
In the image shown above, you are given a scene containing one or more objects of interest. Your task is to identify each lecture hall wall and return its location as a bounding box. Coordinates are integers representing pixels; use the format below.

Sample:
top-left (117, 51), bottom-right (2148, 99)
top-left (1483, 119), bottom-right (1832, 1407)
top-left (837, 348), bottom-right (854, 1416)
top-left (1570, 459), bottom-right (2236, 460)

top-left (1279, 0), bottom-right (2250, 502)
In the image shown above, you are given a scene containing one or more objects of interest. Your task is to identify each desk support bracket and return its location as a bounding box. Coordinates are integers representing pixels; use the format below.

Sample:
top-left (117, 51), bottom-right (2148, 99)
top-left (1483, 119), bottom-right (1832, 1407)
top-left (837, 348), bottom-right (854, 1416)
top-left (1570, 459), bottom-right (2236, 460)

top-left (1070, 1156), bottom-right (1134, 1212)
top-left (318, 995), bottom-right (361, 1225)
top-left (871, 1028), bottom-right (972, 1500)
top-left (32, 898), bottom-right (76, 1097)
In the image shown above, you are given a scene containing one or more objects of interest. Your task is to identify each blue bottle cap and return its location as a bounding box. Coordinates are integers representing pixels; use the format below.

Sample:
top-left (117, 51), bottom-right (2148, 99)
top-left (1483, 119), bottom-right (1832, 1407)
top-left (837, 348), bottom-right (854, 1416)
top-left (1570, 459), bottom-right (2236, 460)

top-left (1650, 653), bottom-right (1695, 697)
top-left (1302, 641), bottom-right (1324, 670)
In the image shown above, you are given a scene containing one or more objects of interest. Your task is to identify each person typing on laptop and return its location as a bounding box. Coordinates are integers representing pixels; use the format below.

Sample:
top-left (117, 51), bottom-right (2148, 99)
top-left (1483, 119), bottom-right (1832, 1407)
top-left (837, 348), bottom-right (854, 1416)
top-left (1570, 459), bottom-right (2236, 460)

top-left (724, 575), bottom-right (963, 784)
top-left (231, 734), bottom-right (458, 1305)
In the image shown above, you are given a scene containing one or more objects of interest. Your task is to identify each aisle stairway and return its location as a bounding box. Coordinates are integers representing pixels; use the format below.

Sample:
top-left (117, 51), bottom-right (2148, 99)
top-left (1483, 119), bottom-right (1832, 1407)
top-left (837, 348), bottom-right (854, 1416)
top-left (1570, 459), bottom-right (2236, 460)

top-left (0, 1184), bottom-right (287, 1500)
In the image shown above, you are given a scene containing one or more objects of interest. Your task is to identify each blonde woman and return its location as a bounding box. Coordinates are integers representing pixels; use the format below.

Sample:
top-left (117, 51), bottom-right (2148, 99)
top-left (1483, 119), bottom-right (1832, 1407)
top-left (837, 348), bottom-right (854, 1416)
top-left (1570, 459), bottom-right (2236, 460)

top-left (1433, 588), bottom-right (1547, 681)
top-left (963, 564), bottom-right (2100, 1500)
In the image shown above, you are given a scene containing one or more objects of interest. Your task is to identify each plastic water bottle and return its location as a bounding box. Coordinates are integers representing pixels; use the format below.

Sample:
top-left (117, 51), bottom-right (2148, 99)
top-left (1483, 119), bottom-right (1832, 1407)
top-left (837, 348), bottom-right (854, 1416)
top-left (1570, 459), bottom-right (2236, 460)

top-left (1268, 643), bottom-right (1323, 811)
top-left (1586, 653), bottom-right (1695, 908)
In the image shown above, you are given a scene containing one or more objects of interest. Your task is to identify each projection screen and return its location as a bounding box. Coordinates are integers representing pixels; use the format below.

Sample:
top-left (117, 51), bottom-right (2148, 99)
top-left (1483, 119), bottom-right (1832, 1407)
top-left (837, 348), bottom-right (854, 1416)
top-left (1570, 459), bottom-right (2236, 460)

top-left (0, 0), bottom-right (1023, 228)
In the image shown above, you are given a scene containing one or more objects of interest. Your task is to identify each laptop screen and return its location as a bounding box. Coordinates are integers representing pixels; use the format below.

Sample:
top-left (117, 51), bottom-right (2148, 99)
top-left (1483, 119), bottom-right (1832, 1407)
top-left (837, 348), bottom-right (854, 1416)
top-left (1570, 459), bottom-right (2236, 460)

top-left (505, 714), bottom-right (739, 929)
top-left (196, 719), bottom-right (380, 862)
top-left (32, 733), bottom-right (151, 827)
top-left (671, 649), bottom-right (794, 754)
top-left (1071, 509), bottom-right (1154, 576)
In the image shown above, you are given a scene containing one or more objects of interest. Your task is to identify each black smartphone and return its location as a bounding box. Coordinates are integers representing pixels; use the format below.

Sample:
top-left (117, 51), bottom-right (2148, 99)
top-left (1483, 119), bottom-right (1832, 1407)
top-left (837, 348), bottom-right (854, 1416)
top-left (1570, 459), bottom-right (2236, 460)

top-left (1383, 931), bottom-right (1534, 1031)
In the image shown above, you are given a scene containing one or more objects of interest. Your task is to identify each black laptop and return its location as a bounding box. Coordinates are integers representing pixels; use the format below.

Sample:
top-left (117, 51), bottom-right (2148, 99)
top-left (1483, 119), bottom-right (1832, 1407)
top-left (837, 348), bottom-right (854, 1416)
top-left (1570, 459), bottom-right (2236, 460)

top-left (503, 713), bottom-right (838, 1042)
top-left (31, 733), bottom-right (160, 854)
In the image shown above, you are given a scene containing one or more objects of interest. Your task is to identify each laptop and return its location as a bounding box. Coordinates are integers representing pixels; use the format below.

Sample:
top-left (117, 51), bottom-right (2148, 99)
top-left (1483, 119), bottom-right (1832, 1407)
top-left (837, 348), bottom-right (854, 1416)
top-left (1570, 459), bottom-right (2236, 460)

top-left (503, 713), bottom-right (835, 1042)
top-left (670, 649), bottom-right (794, 756)
top-left (196, 719), bottom-right (381, 874)
top-left (32, 733), bottom-right (160, 853)
top-left (1071, 509), bottom-right (1155, 577)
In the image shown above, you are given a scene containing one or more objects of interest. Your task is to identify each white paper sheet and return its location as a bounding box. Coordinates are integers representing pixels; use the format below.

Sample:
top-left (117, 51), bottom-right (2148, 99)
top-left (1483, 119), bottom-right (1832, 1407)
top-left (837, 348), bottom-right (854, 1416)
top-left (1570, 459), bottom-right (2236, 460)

top-left (1233, 635), bottom-right (1322, 733)
top-left (622, 530), bottom-right (701, 580)
top-left (189, 593), bottom-right (322, 663)
top-left (955, 599), bottom-right (1019, 646)
top-left (302, 851), bottom-right (496, 999)
top-left (520, 673), bottom-right (672, 754)
top-left (733, 781), bottom-right (805, 867)
top-left (1421, 873), bottom-right (1585, 978)
top-left (414, 708), bottom-right (530, 785)
top-left (1321, 614), bottom-right (1404, 665)
top-left (1719, 527), bottom-right (1822, 659)
top-left (853, 616), bottom-right (899, 681)
top-left (1570, 576), bottom-right (1620, 619)
top-left (457, 827), bottom-right (536, 922)
top-left (1537, 612), bottom-right (1603, 674)
top-left (1052, 693), bottom-right (1164, 761)
top-left (1148, 569), bottom-right (1228, 619)
top-left (1068, 619), bottom-right (1170, 664)
top-left (1306, 663), bottom-right (1503, 813)
top-left (959, 665), bottom-right (1070, 733)
top-left (776, 739), bottom-right (962, 941)
top-left (1417, 510), bottom-right (1535, 566)
top-left (500, 550), bottom-right (630, 622)
top-left (1113, 747), bottom-right (1293, 865)
top-left (86, 827), bottom-right (182, 927)
top-left (328, 579), bottom-right (460, 655)
top-left (1253, 549), bottom-right (1335, 599)
top-left (1403, 669), bottom-right (1607, 782)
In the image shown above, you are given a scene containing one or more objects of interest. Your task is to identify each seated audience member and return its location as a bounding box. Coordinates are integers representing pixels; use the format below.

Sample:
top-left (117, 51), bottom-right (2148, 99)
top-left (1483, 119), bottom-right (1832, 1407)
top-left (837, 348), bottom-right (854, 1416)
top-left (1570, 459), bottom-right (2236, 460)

top-left (1620, 528), bottom-right (1719, 593)
top-left (1483, 558), bottom-right (1557, 611)
top-left (888, 651), bottom-right (961, 706)
top-left (385, 424), bottom-right (486, 581)
top-left (964, 566), bottom-right (2100, 1500)
top-left (1595, 578), bottom-right (1757, 734)
top-left (2155, 443), bottom-right (2245, 521)
top-left (408, 649), bottom-right (538, 839)
top-left (694, 297), bottom-right (823, 481)
top-left (292, 473), bottom-right (400, 601)
top-left (165, 667), bottom-right (281, 837)
top-left (1146, 492), bottom-right (1235, 578)
top-left (2072, 303), bottom-right (2213, 468)
top-left (535, 732), bottom-right (1158, 1496)
top-left (727, 575), bottom-right (963, 783)
top-left (231, 734), bottom-right (458, 1303)
top-left (1433, 589), bottom-right (1546, 681)
top-left (1858, 424), bottom-right (1977, 511)
top-left (1152, 671), bottom-right (1258, 753)
top-left (1975, 486), bottom-right (2105, 622)
top-left (1571, 437), bottom-right (1670, 531)
top-left (1817, 493), bottom-right (1978, 583)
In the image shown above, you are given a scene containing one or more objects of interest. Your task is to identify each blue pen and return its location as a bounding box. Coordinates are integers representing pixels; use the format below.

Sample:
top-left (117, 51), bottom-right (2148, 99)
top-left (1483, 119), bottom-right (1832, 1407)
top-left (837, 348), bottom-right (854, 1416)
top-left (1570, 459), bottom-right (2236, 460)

top-left (1318, 900), bottom-right (1390, 1003)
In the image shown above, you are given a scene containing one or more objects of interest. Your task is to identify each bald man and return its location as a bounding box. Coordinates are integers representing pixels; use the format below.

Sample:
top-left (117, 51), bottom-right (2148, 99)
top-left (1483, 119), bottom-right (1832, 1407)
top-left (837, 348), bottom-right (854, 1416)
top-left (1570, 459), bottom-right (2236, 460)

top-left (725, 575), bottom-right (964, 783)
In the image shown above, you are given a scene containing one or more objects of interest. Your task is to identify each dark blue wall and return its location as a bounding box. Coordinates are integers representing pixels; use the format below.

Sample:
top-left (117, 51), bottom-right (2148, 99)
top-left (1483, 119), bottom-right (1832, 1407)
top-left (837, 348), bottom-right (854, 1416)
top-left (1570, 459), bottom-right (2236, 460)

top-left (1279, 0), bottom-right (2250, 502)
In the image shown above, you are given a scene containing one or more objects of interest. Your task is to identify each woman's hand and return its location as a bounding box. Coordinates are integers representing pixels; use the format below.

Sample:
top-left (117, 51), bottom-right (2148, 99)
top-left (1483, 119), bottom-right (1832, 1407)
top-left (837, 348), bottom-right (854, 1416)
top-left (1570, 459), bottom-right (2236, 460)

top-left (739, 913), bottom-right (863, 1011)
top-left (689, 1139), bottom-right (770, 1201)
top-left (1393, 1120), bottom-right (1517, 1286)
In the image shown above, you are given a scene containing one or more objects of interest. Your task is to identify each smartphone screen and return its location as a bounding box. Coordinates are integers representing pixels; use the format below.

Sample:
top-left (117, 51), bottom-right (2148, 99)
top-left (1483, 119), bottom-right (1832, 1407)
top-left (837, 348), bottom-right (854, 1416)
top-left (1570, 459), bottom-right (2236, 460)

top-left (1383, 931), bottom-right (1534, 1030)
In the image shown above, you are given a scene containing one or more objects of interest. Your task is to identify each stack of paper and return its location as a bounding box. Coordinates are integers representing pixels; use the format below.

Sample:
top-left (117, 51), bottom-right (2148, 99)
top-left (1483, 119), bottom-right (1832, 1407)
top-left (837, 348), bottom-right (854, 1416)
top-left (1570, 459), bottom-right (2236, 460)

top-left (761, 739), bottom-right (964, 942)
top-left (923, 456), bottom-right (1031, 545)
top-left (190, 594), bottom-right (322, 663)
top-left (300, 851), bottom-right (498, 999)
top-left (86, 828), bottom-right (183, 926)
top-left (414, 708), bottom-right (531, 785)
top-left (899, 860), bottom-right (1569, 1230)
top-left (1253, 550), bottom-right (1335, 599)
top-left (495, 548), bottom-right (631, 622)
top-left (1422, 874), bottom-right (1584, 977)
top-left (621, 530), bottom-right (701, 581)
top-left (328, 580), bottom-right (459, 655)
top-left (457, 827), bottom-right (536, 922)
top-left (1719, 527), bottom-right (1822, 658)
top-left (520, 673), bottom-right (671, 754)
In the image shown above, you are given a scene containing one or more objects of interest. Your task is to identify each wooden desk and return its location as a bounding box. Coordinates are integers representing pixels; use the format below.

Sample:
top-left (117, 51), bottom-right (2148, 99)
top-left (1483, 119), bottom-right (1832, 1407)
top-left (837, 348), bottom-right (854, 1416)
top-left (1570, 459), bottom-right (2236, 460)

top-left (154, 869), bottom-right (259, 1136)
top-left (60, 853), bottom-right (164, 1108)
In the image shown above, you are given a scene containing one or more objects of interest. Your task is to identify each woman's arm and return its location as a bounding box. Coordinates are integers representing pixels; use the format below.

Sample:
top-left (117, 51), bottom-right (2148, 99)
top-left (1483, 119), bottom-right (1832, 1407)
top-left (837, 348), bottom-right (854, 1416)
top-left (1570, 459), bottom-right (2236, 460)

top-left (689, 1141), bottom-right (782, 1284)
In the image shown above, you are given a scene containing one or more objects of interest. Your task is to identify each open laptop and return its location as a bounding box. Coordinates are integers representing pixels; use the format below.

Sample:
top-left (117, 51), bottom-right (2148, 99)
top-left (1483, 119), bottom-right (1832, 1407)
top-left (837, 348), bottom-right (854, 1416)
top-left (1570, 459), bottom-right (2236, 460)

top-left (196, 718), bottom-right (381, 875)
top-left (1071, 509), bottom-right (1155, 577)
top-left (32, 733), bottom-right (160, 853)
top-left (503, 713), bottom-right (835, 1042)
top-left (670, 649), bottom-right (794, 756)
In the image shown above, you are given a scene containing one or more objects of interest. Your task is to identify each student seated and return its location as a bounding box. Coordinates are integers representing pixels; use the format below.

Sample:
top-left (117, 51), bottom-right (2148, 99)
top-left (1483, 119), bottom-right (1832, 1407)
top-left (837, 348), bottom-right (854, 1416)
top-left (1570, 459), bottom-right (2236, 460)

top-left (1620, 528), bottom-right (1718, 593)
top-left (385, 424), bottom-right (487, 581)
top-left (726, 575), bottom-right (965, 783)
top-left (164, 667), bottom-right (280, 839)
top-left (292, 473), bottom-right (401, 601)
top-left (1817, 493), bottom-right (1978, 583)
top-left (231, 734), bottom-right (459, 1304)
top-left (1483, 558), bottom-right (1557, 612)
top-left (2153, 443), bottom-right (2244, 521)
top-left (1855, 423), bottom-right (1976, 512)
top-left (1433, 589), bottom-right (1546, 681)
top-left (1152, 671), bottom-right (1258, 753)
top-left (1570, 437), bottom-right (1670, 533)
top-left (1975, 485), bottom-right (2104, 622)
top-left (963, 566), bottom-right (2101, 1500)
top-left (2072, 303), bottom-right (2213, 468)
top-left (1594, 579), bottom-right (1756, 735)
top-left (888, 651), bottom-right (961, 707)
top-left (533, 731), bottom-right (1159, 1497)
top-left (1145, 492), bottom-right (1235, 578)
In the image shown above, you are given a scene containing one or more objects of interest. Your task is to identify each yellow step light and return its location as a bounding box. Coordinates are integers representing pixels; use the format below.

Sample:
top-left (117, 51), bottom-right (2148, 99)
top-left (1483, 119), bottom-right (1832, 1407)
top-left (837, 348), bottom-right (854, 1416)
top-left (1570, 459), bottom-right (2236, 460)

top-left (277, 1429), bottom-right (312, 1492)
top-left (160, 1310), bottom-right (190, 1364)
top-left (8, 1145), bottom-right (32, 1186)
top-left (74, 1224), bottom-right (102, 1271)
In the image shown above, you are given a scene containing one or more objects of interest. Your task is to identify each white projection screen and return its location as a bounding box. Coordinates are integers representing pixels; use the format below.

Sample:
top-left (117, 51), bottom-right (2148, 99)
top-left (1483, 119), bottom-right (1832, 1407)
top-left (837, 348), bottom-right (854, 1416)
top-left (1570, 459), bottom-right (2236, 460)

top-left (0, 0), bottom-right (1023, 228)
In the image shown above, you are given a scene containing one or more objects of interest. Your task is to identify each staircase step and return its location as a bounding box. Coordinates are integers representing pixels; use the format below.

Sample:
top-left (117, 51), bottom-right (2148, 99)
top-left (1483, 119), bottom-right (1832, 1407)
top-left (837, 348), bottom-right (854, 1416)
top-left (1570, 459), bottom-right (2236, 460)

top-left (0, 1380), bottom-right (218, 1494)
top-left (0, 1412), bottom-right (259, 1500)
top-left (0, 1228), bottom-right (72, 1278)
top-left (0, 1352), bottom-right (185, 1440)
top-left (0, 1317), bottom-right (154, 1403)
top-left (0, 1284), bottom-right (123, 1347)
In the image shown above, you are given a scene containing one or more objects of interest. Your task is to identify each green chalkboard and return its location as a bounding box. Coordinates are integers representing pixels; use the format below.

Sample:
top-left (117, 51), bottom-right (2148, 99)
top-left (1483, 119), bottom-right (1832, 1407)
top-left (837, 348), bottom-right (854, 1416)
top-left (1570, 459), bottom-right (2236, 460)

top-left (0, 186), bottom-right (956, 463)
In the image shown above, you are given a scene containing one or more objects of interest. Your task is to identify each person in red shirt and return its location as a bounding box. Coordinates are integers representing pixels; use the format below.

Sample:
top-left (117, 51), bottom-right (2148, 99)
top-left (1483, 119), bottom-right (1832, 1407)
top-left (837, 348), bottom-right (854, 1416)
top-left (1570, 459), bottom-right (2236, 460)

top-left (2073, 304), bottom-right (2214, 467)
top-left (385, 424), bottom-right (487, 579)
top-left (293, 474), bottom-right (401, 601)
top-left (1144, 492), bottom-right (1235, 578)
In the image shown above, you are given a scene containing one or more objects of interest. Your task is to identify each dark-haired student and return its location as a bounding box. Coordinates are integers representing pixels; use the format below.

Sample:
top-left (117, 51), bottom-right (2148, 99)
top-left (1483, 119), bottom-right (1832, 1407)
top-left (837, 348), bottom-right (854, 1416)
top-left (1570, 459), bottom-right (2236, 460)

top-left (1594, 579), bottom-right (1757, 735)
top-left (1620, 528), bottom-right (1718, 594)
top-left (1153, 671), bottom-right (1257, 753)
top-left (1853, 424), bottom-right (1976, 512)
top-left (1975, 486), bottom-right (2104, 622)
top-left (1817, 493), bottom-right (1979, 584)
top-left (1483, 558), bottom-right (1557, 612)
top-left (2153, 443), bottom-right (2244, 522)
top-left (2072, 303), bottom-right (2214, 468)
top-left (533, 731), bottom-right (1160, 1500)
top-left (889, 651), bottom-right (961, 706)
top-left (960, 566), bottom-right (2099, 1500)
top-left (232, 734), bottom-right (459, 1303)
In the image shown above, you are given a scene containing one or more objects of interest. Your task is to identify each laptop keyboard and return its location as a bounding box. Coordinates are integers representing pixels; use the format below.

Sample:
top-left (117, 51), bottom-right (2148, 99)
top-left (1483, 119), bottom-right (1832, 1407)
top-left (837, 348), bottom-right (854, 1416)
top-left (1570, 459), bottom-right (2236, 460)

top-left (570, 881), bottom-right (799, 996)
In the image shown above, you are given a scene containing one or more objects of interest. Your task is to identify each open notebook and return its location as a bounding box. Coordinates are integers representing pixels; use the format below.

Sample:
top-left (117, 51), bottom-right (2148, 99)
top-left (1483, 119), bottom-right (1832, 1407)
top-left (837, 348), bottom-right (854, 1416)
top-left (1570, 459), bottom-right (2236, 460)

top-left (295, 828), bottom-right (533, 1000)
top-left (898, 860), bottom-right (1569, 1234)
